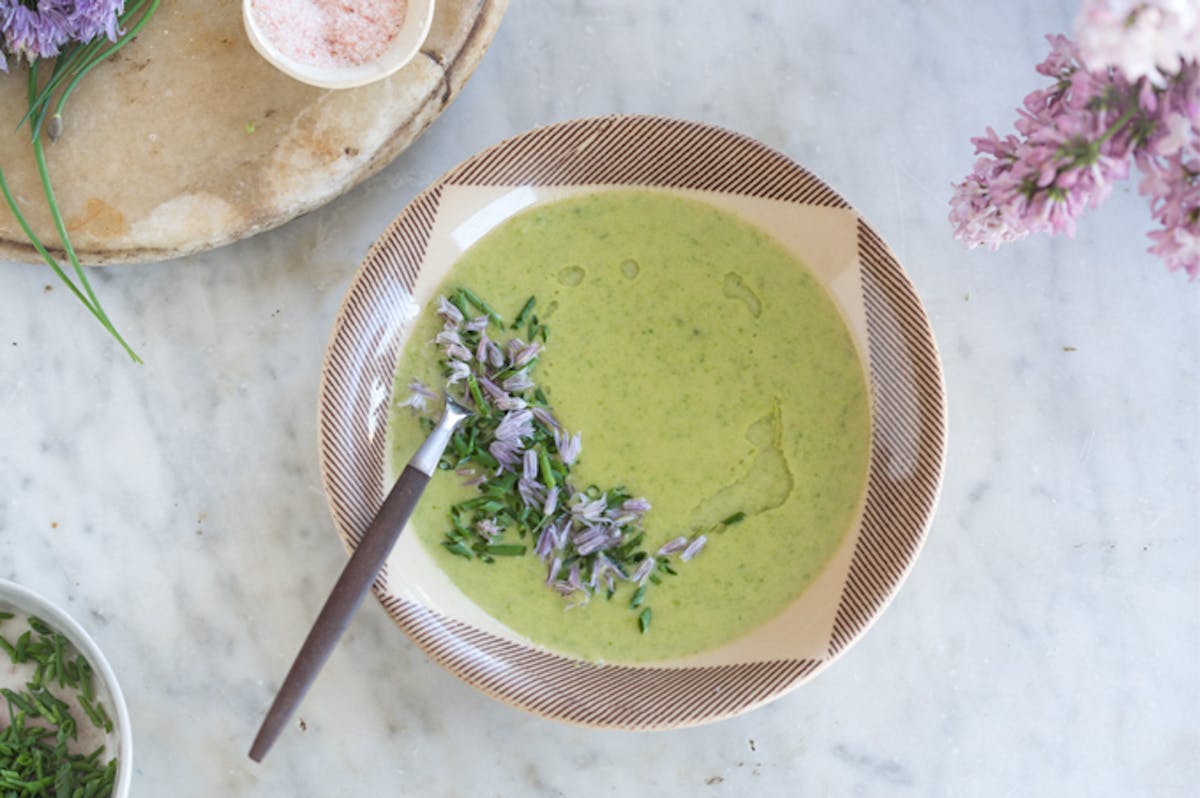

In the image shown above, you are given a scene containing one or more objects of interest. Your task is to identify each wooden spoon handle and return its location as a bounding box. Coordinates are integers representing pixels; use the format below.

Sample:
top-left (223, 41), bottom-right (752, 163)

top-left (248, 464), bottom-right (430, 762)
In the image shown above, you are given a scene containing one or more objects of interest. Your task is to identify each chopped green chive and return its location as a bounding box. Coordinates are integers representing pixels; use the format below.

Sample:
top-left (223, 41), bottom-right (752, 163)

top-left (638, 608), bottom-right (652, 634)
top-left (0, 614), bottom-right (117, 795)
top-left (459, 287), bottom-right (504, 326)
top-left (441, 539), bottom-right (474, 559)
top-left (512, 296), bottom-right (536, 329)
top-left (721, 511), bottom-right (747, 526)
top-left (483, 544), bottom-right (527, 557)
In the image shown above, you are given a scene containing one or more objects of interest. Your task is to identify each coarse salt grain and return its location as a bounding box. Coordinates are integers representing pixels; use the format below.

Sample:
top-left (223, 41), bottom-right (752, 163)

top-left (251, 0), bottom-right (408, 69)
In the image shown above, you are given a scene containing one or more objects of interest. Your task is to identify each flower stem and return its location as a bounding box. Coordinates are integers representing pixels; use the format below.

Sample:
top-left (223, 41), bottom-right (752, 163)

top-left (1097, 105), bottom-right (1139, 147)
top-left (0, 166), bottom-right (93, 312)
top-left (24, 62), bottom-right (141, 362)
top-left (50, 0), bottom-right (161, 126)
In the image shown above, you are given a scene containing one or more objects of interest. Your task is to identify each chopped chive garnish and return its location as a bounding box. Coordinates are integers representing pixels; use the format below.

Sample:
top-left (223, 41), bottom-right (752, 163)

top-left (414, 290), bottom-right (715, 639)
top-left (441, 539), bottom-right (473, 559)
top-left (483, 544), bottom-right (526, 557)
top-left (0, 611), bottom-right (13, 621)
top-left (539, 450), bottom-right (556, 489)
top-left (512, 296), bottom-right (536, 329)
top-left (459, 287), bottom-right (504, 326)
top-left (721, 511), bottom-right (746, 526)
top-left (467, 373), bottom-right (487, 414)
top-left (0, 613), bottom-right (117, 794)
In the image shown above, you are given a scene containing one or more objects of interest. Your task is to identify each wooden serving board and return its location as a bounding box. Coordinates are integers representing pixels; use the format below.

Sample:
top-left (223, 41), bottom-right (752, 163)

top-left (0, 0), bottom-right (506, 264)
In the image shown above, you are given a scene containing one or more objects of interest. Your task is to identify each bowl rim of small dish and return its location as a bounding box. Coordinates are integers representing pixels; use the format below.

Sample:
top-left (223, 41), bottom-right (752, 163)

top-left (0, 578), bottom-right (133, 797)
top-left (317, 114), bottom-right (947, 730)
top-left (242, 0), bottom-right (437, 90)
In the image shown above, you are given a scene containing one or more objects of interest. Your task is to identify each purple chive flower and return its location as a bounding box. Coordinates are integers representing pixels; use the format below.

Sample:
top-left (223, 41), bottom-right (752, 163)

top-left (657, 536), bottom-right (689, 556)
top-left (475, 518), bottom-right (502, 541)
top-left (631, 557), bottom-right (655, 585)
top-left (396, 378), bottom-right (436, 414)
top-left (437, 295), bottom-right (463, 325)
top-left (546, 556), bottom-right (563, 584)
top-left (0, 0), bottom-right (124, 63)
top-left (435, 329), bottom-right (473, 362)
top-left (464, 315), bottom-right (489, 333)
top-left (543, 485), bottom-right (560, 516)
top-left (680, 535), bottom-right (708, 562)
top-left (522, 449), bottom-right (538, 481)
top-left (477, 375), bottom-right (505, 401)
top-left (446, 360), bottom-right (471, 385)
top-left (574, 524), bottom-right (619, 556)
top-left (488, 438), bottom-right (521, 468)
top-left (476, 375), bottom-right (527, 411)
top-left (535, 522), bottom-right (559, 560)
top-left (554, 429), bottom-right (582, 466)
top-left (513, 341), bottom-right (543, 367)
top-left (475, 331), bottom-right (492, 363)
top-left (570, 493), bottom-right (607, 523)
top-left (66, 0), bottom-right (124, 43)
top-left (456, 468), bottom-right (487, 488)
top-left (622, 497), bottom-right (652, 515)
top-left (502, 370), bottom-right (535, 393)
top-left (531, 406), bottom-right (560, 430)
top-left (518, 478), bottom-right (546, 508)
top-left (494, 409), bottom-right (533, 443)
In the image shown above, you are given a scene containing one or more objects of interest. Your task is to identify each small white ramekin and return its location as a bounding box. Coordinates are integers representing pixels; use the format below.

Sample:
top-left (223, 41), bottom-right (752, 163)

top-left (243, 0), bottom-right (436, 90)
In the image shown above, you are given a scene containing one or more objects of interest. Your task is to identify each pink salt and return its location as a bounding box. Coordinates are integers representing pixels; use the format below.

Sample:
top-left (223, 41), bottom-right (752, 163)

top-left (252, 0), bottom-right (408, 69)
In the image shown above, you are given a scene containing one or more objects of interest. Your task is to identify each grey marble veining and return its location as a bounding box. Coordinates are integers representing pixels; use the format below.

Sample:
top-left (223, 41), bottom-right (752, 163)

top-left (0, 1), bottom-right (1197, 796)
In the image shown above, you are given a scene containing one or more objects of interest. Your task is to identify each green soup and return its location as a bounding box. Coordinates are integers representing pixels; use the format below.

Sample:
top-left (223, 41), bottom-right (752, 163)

top-left (389, 190), bottom-right (870, 663)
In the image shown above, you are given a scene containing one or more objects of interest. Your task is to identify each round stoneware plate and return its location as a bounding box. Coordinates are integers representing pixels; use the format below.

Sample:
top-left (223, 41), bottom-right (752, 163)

top-left (318, 116), bottom-right (946, 729)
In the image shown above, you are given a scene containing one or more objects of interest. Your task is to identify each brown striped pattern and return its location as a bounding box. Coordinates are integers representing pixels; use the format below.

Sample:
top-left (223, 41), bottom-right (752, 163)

top-left (318, 186), bottom-right (442, 563)
top-left (447, 116), bottom-right (849, 206)
top-left (379, 594), bottom-right (821, 729)
top-left (827, 222), bottom-right (946, 656)
top-left (317, 116), bottom-right (944, 729)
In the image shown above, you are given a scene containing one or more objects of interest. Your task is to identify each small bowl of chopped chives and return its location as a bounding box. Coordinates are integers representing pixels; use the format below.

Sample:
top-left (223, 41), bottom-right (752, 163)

top-left (0, 579), bottom-right (131, 798)
top-left (242, 0), bottom-right (437, 90)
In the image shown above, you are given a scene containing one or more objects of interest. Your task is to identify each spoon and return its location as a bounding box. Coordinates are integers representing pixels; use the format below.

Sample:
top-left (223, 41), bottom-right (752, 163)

top-left (249, 394), bottom-right (471, 762)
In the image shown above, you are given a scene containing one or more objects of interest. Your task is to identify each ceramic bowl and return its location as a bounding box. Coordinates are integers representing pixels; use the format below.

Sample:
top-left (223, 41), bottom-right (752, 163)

top-left (318, 116), bottom-right (946, 729)
top-left (242, 0), bottom-right (436, 90)
top-left (0, 579), bottom-right (132, 796)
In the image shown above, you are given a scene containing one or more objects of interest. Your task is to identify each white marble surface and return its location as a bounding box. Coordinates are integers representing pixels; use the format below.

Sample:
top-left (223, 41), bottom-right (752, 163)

top-left (0, 1), bottom-right (1196, 795)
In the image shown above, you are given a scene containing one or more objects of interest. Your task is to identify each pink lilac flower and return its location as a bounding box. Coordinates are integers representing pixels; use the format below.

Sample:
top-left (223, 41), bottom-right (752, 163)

top-left (1075, 0), bottom-right (1200, 83)
top-left (950, 35), bottom-right (1136, 249)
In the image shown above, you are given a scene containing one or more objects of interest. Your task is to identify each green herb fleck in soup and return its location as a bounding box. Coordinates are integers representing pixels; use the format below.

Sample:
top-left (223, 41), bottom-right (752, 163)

top-left (390, 190), bottom-right (870, 664)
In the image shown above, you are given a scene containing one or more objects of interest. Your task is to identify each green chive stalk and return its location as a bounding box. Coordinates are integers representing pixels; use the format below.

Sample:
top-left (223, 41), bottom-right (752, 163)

top-left (2, 0), bottom-right (161, 362)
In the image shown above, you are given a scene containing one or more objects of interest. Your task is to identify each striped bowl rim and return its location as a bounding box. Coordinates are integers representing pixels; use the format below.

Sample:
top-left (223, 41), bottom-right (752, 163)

top-left (317, 115), bottom-right (947, 730)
